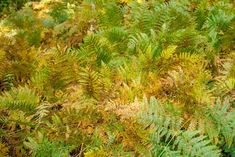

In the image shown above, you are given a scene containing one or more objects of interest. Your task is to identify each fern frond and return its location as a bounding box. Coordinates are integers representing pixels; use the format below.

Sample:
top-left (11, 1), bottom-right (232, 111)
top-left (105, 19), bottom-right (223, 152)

top-left (203, 8), bottom-right (234, 50)
top-left (128, 30), bottom-right (158, 56)
top-left (214, 56), bottom-right (235, 100)
top-left (205, 102), bottom-right (235, 147)
top-left (0, 86), bottom-right (40, 114)
top-left (82, 33), bottom-right (114, 66)
top-left (138, 96), bottom-right (221, 157)
top-left (78, 68), bottom-right (102, 99)
top-left (24, 132), bottom-right (71, 157)
top-left (98, 2), bottom-right (124, 28)
top-left (0, 142), bottom-right (9, 157)
top-left (195, 5), bottom-right (208, 30)
top-left (203, 9), bottom-right (234, 33)
top-left (173, 131), bottom-right (220, 157)
top-left (128, 32), bottom-right (150, 52)
top-left (161, 45), bottom-right (177, 59)
top-left (0, 74), bottom-right (14, 92)
top-left (33, 102), bottom-right (51, 122)
top-left (105, 27), bottom-right (128, 43)
top-left (172, 28), bottom-right (206, 53)
top-left (177, 52), bottom-right (201, 63)
top-left (33, 49), bottom-right (81, 98)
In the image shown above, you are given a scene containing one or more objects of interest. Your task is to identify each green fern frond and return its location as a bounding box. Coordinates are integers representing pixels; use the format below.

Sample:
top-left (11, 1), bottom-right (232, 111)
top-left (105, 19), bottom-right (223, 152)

top-left (173, 131), bottom-right (221, 157)
top-left (49, 2), bottom-right (70, 24)
top-left (139, 96), bottom-right (221, 157)
top-left (128, 32), bottom-right (150, 52)
top-left (205, 102), bottom-right (235, 147)
top-left (171, 28), bottom-right (206, 53)
top-left (24, 132), bottom-right (71, 157)
top-left (0, 86), bottom-right (40, 114)
top-left (195, 5), bottom-right (208, 30)
top-left (78, 68), bottom-right (102, 99)
top-left (138, 3), bottom-right (168, 34)
top-left (105, 27), bottom-right (128, 43)
top-left (128, 31), bottom-right (158, 54)
top-left (36, 50), bottom-right (81, 95)
top-left (203, 8), bottom-right (234, 50)
top-left (83, 34), bottom-right (107, 51)
top-left (7, 7), bottom-right (36, 29)
top-left (203, 9), bottom-right (234, 33)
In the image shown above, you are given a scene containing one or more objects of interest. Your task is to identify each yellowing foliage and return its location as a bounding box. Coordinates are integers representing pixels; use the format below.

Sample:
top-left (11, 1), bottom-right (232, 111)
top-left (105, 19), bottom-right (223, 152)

top-left (0, 0), bottom-right (234, 156)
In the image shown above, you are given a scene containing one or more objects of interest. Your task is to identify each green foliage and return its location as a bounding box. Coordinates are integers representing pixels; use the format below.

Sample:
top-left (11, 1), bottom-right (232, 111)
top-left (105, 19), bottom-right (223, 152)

top-left (139, 97), bottom-right (221, 157)
top-left (0, 0), bottom-right (234, 156)
top-left (49, 2), bottom-right (70, 24)
top-left (0, 0), bottom-right (39, 16)
top-left (0, 86), bottom-right (40, 114)
top-left (24, 132), bottom-right (71, 157)
top-left (204, 101), bottom-right (235, 147)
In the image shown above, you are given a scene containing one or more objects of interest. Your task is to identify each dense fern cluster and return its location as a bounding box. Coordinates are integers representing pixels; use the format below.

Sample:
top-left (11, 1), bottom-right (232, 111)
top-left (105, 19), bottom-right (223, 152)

top-left (0, 0), bottom-right (234, 156)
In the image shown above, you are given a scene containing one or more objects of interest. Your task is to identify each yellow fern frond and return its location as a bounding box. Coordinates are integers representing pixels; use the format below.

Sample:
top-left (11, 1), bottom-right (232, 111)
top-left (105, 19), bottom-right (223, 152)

top-left (161, 45), bottom-right (177, 59)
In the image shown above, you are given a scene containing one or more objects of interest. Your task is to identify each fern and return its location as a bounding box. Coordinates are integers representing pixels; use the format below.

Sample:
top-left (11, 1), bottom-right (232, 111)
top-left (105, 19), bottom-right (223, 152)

top-left (78, 68), bottom-right (102, 99)
top-left (0, 74), bottom-right (14, 91)
top-left (0, 86), bottom-right (40, 114)
top-left (173, 131), bottom-right (220, 157)
top-left (139, 97), bottom-right (221, 157)
top-left (0, 142), bottom-right (9, 157)
top-left (214, 55), bottom-right (235, 101)
top-left (49, 2), bottom-right (70, 24)
top-left (24, 132), bottom-right (71, 157)
top-left (98, 2), bottom-right (124, 28)
top-left (203, 8), bottom-right (234, 51)
top-left (204, 102), bottom-right (235, 147)
top-left (0, 0), bottom-right (234, 156)
top-left (29, 49), bottom-right (81, 101)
